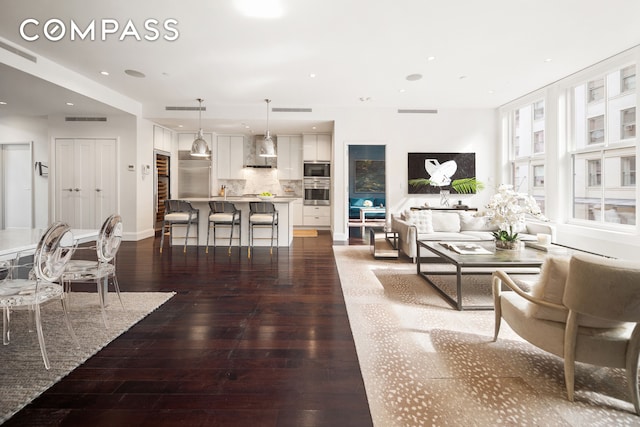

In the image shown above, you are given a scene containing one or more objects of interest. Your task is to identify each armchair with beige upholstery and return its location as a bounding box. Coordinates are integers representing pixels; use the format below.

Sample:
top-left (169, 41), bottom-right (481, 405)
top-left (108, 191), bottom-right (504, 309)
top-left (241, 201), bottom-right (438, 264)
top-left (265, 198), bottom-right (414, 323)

top-left (492, 253), bottom-right (640, 414)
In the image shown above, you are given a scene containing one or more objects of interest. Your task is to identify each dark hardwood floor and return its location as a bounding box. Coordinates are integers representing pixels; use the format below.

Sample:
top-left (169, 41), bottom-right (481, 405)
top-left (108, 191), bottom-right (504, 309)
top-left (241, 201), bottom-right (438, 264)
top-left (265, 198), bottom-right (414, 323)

top-left (5, 232), bottom-right (373, 427)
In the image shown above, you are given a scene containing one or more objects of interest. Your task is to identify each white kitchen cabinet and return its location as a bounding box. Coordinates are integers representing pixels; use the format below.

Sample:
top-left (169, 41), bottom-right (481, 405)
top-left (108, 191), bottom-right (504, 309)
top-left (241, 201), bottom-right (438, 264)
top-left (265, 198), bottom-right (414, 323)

top-left (303, 134), bottom-right (331, 162)
top-left (153, 125), bottom-right (172, 152)
top-left (303, 205), bottom-right (330, 227)
top-left (277, 135), bottom-right (303, 180)
top-left (292, 198), bottom-right (304, 226)
top-left (216, 135), bottom-right (245, 179)
top-left (178, 132), bottom-right (214, 152)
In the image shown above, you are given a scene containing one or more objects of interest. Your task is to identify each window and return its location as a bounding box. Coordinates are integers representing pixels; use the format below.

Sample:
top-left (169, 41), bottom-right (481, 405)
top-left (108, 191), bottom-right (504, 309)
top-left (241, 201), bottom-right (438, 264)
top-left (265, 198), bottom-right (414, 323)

top-left (622, 156), bottom-right (636, 186)
top-left (622, 65), bottom-right (636, 93)
top-left (533, 101), bottom-right (544, 121)
top-left (533, 131), bottom-right (544, 154)
top-left (571, 64), bottom-right (636, 227)
top-left (621, 107), bottom-right (636, 139)
top-left (588, 115), bottom-right (605, 144)
top-left (588, 78), bottom-right (605, 102)
top-left (533, 164), bottom-right (545, 187)
top-left (508, 99), bottom-right (546, 213)
top-left (588, 159), bottom-right (602, 186)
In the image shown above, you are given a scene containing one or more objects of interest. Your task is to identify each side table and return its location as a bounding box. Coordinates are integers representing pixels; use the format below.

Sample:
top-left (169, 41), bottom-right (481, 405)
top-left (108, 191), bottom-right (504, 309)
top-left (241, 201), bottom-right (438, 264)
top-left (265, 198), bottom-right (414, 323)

top-left (369, 227), bottom-right (399, 259)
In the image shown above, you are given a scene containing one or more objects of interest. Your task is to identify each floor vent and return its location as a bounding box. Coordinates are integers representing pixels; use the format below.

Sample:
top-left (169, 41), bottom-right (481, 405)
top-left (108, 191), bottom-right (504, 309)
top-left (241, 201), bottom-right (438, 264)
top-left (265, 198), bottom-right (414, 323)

top-left (0, 40), bottom-right (37, 63)
top-left (397, 109), bottom-right (438, 114)
top-left (272, 107), bottom-right (312, 113)
top-left (65, 116), bottom-right (107, 122)
top-left (165, 106), bottom-right (206, 111)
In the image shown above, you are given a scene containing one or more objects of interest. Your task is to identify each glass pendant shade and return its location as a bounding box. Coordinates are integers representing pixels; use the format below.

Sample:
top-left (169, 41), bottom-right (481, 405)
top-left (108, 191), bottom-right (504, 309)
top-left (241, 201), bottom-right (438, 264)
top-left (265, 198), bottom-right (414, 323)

top-left (190, 98), bottom-right (211, 157)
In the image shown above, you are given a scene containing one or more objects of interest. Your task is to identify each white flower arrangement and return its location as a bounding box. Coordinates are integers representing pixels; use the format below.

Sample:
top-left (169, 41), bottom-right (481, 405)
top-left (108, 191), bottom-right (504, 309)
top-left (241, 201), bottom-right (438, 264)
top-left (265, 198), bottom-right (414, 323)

top-left (363, 200), bottom-right (373, 207)
top-left (485, 184), bottom-right (546, 242)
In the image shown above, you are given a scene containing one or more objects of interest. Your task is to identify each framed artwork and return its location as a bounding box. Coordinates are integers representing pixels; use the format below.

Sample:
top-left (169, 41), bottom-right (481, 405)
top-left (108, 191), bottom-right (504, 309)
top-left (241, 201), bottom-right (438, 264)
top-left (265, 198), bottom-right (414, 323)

top-left (355, 159), bottom-right (385, 192)
top-left (407, 152), bottom-right (477, 194)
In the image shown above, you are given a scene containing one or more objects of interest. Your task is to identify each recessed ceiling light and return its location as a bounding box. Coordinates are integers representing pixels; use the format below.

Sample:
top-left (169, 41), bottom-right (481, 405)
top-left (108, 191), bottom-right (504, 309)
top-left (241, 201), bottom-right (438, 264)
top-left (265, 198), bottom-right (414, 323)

top-left (406, 73), bottom-right (422, 81)
top-left (124, 69), bottom-right (146, 78)
top-left (100, 71), bottom-right (109, 76)
top-left (309, 73), bottom-right (316, 78)
top-left (488, 90), bottom-right (495, 94)
top-left (66, 102), bottom-right (74, 106)
top-left (399, 89), bottom-right (406, 93)
top-left (544, 58), bottom-right (552, 62)
top-left (178, 124), bottom-right (183, 128)
top-left (0, 101), bottom-right (7, 105)
top-left (312, 126), bottom-right (317, 130)
top-left (427, 56), bottom-right (436, 61)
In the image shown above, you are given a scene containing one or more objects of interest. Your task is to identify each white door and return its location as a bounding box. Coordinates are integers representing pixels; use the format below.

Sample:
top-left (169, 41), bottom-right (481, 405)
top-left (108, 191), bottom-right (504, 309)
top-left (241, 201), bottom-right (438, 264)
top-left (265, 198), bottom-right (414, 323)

top-left (55, 138), bottom-right (116, 229)
top-left (94, 139), bottom-right (117, 224)
top-left (1, 143), bottom-right (33, 228)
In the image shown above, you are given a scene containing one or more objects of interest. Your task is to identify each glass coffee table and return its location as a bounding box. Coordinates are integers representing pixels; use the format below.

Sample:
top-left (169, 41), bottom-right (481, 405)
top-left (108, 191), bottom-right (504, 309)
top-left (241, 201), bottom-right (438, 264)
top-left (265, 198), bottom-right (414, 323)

top-left (416, 240), bottom-right (569, 310)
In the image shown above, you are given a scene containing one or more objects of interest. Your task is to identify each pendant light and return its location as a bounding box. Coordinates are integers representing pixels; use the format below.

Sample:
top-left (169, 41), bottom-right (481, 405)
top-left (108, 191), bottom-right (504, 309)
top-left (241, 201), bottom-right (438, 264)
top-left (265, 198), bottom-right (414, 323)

top-left (190, 98), bottom-right (210, 157)
top-left (259, 98), bottom-right (276, 157)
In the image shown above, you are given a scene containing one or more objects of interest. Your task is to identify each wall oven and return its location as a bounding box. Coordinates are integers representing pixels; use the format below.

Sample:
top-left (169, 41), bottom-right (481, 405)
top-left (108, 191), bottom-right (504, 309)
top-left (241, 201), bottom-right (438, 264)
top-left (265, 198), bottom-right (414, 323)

top-left (303, 162), bottom-right (330, 178)
top-left (304, 177), bottom-right (330, 205)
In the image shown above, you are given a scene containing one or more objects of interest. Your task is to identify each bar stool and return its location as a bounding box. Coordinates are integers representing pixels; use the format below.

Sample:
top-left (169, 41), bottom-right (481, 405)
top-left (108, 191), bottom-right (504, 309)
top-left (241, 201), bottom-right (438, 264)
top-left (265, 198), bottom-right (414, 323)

top-left (205, 201), bottom-right (241, 255)
top-left (159, 200), bottom-right (199, 253)
top-left (248, 202), bottom-right (278, 258)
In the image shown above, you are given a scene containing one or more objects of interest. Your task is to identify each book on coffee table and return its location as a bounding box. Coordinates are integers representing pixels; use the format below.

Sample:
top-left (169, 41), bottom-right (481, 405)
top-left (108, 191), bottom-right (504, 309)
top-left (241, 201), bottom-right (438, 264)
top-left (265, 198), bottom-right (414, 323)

top-left (440, 242), bottom-right (493, 255)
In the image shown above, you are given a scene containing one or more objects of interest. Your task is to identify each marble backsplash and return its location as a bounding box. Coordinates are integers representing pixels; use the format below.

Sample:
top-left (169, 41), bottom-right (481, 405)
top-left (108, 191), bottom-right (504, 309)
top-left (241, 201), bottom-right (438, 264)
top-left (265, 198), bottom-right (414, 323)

top-left (218, 168), bottom-right (302, 197)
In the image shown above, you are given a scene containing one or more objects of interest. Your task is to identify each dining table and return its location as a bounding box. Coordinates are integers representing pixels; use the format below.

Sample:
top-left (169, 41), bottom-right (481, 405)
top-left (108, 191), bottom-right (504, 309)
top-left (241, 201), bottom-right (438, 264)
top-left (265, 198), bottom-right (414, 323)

top-left (0, 228), bottom-right (99, 261)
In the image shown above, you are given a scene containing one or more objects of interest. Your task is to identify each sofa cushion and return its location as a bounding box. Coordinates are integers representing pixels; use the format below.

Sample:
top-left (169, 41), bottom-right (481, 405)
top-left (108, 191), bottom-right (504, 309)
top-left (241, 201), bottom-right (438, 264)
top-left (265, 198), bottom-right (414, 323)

top-left (528, 256), bottom-right (627, 328)
top-left (432, 211), bottom-right (460, 232)
top-left (417, 232), bottom-right (484, 241)
top-left (404, 209), bottom-right (433, 233)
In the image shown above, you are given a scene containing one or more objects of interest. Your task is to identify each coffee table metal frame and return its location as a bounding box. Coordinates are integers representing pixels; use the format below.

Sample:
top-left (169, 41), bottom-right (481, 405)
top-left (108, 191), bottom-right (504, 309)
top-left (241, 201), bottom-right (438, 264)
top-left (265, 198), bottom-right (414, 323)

top-left (416, 240), bottom-right (550, 311)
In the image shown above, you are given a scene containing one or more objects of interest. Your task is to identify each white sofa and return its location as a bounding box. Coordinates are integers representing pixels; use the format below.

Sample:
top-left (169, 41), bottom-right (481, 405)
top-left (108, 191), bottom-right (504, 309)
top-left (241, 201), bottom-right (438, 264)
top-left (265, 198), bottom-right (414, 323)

top-left (391, 209), bottom-right (555, 261)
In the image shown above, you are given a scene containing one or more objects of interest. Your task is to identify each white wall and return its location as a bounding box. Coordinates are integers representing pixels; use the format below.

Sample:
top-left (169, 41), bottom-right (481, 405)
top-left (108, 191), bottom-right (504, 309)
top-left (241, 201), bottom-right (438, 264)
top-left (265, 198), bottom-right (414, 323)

top-left (329, 107), bottom-right (498, 241)
top-left (46, 114), bottom-right (140, 239)
top-left (0, 115), bottom-right (49, 228)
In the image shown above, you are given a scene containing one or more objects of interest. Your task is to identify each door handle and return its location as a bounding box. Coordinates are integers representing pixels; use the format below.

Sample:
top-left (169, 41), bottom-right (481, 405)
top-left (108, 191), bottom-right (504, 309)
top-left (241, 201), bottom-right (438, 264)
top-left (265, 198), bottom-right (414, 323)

top-left (96, 188), bottom-right (102, 192)
top-left (64, 188), bottom-right (73, 192)
top-left (74, 188), bottom-right (81, 192)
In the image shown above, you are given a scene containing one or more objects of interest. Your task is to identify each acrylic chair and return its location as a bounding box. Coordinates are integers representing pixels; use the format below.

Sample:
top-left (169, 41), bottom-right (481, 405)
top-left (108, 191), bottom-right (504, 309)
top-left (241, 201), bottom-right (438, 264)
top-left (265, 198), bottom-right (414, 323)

top-left (0, 222), bottom-right (78, 369)
top-left (493, 253), bottom-right (640, 414)
top-left (205, 201), bottom-right (241, 255)
top-left (62, 214), bottom-right (124, 328)
top-left (248, 202), bottom-right (278, 258)
top-left (159, 200), bottom-right (199, 253)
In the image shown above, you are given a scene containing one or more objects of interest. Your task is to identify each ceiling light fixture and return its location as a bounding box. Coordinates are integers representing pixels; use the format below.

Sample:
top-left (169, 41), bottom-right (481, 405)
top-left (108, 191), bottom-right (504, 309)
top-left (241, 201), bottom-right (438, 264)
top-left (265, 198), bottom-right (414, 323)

top-left (190, 98), bottom-right (210, 157)
top-left (100, 71), bottom-right (109, 76)
top-left (259, 99), bottom-right (276, 157)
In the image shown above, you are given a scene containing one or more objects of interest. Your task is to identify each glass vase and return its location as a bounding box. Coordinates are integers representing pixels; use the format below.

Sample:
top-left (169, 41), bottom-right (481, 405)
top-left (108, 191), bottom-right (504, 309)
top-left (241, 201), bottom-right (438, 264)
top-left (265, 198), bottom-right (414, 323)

top-left (495, 239), bottom-right (519, 250)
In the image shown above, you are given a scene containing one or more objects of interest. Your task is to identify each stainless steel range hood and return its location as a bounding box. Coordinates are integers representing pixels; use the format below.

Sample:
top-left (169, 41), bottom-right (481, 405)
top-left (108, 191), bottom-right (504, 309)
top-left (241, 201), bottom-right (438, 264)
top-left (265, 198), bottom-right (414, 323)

top-left (244, 135), bottom-right (276, 168)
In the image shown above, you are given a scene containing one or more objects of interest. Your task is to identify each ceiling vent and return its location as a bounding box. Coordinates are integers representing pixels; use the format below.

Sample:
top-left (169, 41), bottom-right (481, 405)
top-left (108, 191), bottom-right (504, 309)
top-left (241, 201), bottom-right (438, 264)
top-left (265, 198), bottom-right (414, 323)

top-left (272, 107), bottom-right (312, 113)
top-left (165, 106), bottom-right (206, 111)
top-left (397, 109), bottom-right (438, 114)
top-left (0, 40), bottom-right (37, 63)
top-left (65, 116), bottom-right (107, 122)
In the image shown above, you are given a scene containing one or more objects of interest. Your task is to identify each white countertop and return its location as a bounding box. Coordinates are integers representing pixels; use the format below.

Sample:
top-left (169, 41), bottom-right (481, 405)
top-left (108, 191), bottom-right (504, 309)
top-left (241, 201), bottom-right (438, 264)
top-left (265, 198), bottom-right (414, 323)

top-left (185, 197), bottom-right (301, 203)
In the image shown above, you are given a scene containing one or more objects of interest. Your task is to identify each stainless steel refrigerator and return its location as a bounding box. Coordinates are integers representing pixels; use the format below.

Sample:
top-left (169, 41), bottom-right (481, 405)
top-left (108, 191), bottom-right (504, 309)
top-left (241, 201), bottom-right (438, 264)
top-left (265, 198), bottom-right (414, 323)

top-left (178, 151), bottom-right (211, 198)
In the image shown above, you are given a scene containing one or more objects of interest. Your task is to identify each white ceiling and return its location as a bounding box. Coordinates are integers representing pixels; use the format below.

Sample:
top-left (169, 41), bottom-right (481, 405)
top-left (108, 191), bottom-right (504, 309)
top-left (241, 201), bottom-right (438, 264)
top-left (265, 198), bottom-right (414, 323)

top-left (1, 0), bottom-right (640, 134)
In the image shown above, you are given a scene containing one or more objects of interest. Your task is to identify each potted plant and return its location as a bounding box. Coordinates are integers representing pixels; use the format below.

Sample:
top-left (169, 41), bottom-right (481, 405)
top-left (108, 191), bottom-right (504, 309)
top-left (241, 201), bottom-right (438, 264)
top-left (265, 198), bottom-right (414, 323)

top-left (485, 184), bottom-right (546, 249)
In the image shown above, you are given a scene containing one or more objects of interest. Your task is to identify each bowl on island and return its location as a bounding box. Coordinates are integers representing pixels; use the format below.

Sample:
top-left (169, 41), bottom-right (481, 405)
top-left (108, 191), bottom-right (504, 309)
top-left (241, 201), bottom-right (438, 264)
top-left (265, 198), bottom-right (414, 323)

top-left (257, 194), bottom-right (275, 201)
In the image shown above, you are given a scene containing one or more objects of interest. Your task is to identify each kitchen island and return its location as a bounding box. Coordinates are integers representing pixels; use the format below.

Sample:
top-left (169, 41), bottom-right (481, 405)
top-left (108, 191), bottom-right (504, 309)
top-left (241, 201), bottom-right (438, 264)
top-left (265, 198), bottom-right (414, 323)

top-left (167, 197), bottom-right (300, 248)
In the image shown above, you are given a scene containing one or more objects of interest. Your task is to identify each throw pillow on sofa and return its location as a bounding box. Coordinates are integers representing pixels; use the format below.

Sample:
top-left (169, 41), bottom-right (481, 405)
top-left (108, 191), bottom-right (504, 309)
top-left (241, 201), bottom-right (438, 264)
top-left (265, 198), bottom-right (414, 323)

top-left (459, 211), bottom-right (497, 231)
top-left (431, 211), bottom-right (461, 232)
top-left (404, 209), bottom-right (434, 233)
